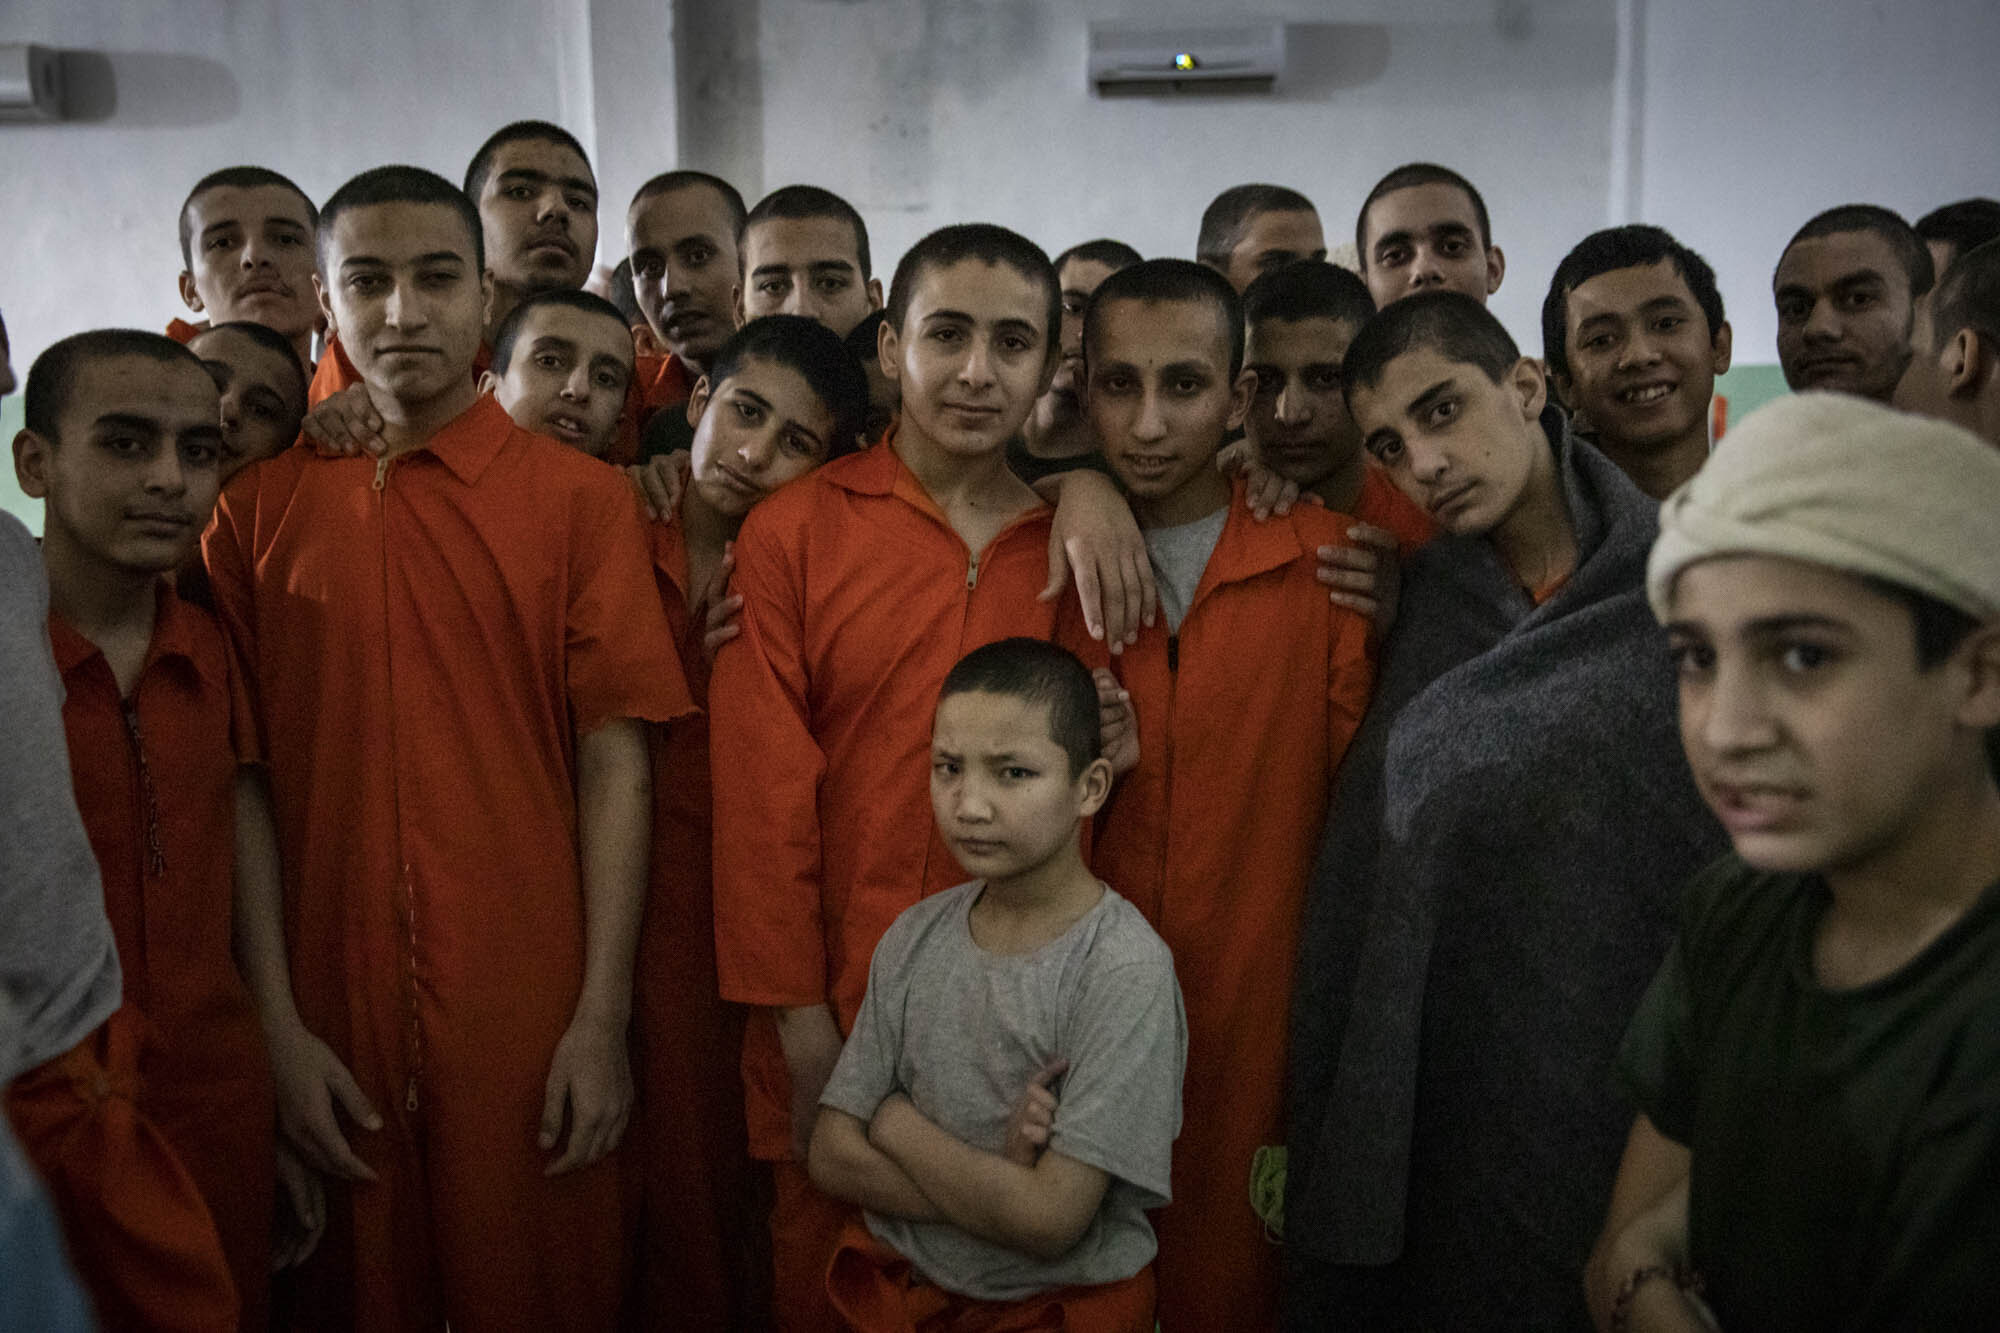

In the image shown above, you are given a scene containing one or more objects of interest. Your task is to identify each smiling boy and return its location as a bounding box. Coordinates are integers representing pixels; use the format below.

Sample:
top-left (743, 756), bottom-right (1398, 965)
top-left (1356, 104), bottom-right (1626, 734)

top-left (171, 167), bottom-right (321, 368)
top-left (1773, 204), bottom-right (1933, 402)
top-left (1543, 225), bottom-right (1733, 500)
top-left (708, 223), bottom-right (1116, 1331)
top-left (809, 638), bottom-right (1184, 1333)
top-left (203, 165), bottom-right (688, 1329)
top-left (1595, 394), bottom-right (2000, 1332)
top-left (1283, 292), bottom-right (1724, 1330)
top-left (1355, 163), bottom-right (1504, 311)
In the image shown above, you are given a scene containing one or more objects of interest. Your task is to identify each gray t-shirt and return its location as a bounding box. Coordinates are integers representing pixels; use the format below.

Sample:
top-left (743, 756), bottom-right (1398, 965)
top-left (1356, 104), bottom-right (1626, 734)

top-left (0, 512), bottom-right (120, 1084)
top-left (1142, 506), bottom-right (1227, 634)
top-left (821, 880), bottom-right (1186, 1302)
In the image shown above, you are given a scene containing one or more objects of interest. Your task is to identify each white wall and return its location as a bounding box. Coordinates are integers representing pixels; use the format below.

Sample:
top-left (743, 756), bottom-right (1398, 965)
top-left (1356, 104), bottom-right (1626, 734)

top-left (1627, 0), bottom-right (2000, 362)
top-left (696, 0), bottom-right (1621, 350)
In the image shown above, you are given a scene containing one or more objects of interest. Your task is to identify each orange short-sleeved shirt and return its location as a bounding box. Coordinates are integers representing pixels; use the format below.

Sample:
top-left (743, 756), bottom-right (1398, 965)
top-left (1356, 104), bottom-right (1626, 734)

top-left (49, 583), bottom-right (265, 1087)
top-left (202, 392), bottom-right (691, 1105)
top-left (709, 437), bottom-right (1100, 1156)
top-left (164, 318), bottom-right (202, 345)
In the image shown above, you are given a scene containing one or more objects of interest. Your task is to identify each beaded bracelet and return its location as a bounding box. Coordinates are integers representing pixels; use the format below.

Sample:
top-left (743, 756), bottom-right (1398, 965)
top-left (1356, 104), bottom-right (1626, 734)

top-left (1609, 1263), bottom-right (1704, 1332)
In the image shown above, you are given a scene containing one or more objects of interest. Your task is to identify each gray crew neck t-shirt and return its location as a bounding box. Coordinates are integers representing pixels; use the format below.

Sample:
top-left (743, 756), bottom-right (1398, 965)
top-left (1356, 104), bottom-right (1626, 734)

top-left (821, 880), bottom-right (1187, 1302)
top-left (0, 512), bottom-right (121, 1084)
top-left (1142, 507), bottom-right (1227, 634)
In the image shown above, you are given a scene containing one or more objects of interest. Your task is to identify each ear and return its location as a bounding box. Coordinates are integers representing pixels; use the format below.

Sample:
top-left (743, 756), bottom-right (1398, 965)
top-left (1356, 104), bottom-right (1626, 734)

top-left (13, 429), bottom-right (52, 499)
top-left (474, 370), bottom-right (499, 396)
top-left (685, 374), bottom-right (712, 429)
top-left (1485, 244), bottom-right (1506, 296)
top-left (1954, 622), bottom-right (2000, 731)
top-left (1509, 356), bottom-right (1548, 420)
top-left (866, 277), bottom-right (885, 313)
top-left (1710, 320), bottom-right (1734, 376)
top-left (179, 271), bottom-right (205, 315)
top-left (479, 271), bottom-right (498, 331)
top-left (1944, 328), bottom-right (1983, 399)
top-left (313, 272), bottom-right (335, 333)
top-left (1226, 366), bottom-right (1257, 433)
top-left (877, 315), bottom-right (902, 385)
top-left (1550, 364), bottom-right (1576, 407)
top-left (1076, 755), bottom-right (1115, 820)
top-left (731, 283), bottom-right (745, 328)
top-left (632, 323), bottom-right (664, 359)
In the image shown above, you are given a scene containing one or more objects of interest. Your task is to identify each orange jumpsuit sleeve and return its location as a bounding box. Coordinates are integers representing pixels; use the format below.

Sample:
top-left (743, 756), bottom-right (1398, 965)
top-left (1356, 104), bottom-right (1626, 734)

top-left (563, 480), bottom-right (697, 736)
top-left (1326, 570), bottom-right (1378, 776)
top-left (707, 499), bottom-right (829, 1010)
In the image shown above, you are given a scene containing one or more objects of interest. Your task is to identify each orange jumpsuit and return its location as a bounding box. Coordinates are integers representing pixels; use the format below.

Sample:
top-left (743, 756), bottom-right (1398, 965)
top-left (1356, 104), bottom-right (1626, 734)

top-left (1095, 483), bottom-right (1376, 1332)
top-left (166, 317), bottom-right (203, 344)
top-left (203, 393), bottom-right (691, 1333)
top-left (48, 585), bottom-right (276, 1331)
top-left (1353, 461), bottom-right (1437, 557)
top-left (825, 1218), bottom-right (1156, 1333)
top-left (7, 1010), bottom-right (240, 1333)
top-left (709, 436), bottom-right (1098, 1331)
top-left (623, 514), bottom-right (762, 1331)
top-left (633, 350), bottom-right (692, 427)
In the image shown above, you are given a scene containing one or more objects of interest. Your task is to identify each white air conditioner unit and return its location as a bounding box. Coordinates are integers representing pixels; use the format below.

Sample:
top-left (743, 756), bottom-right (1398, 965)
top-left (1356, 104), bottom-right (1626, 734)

top-left (0, 45), bottom-right (62, 122)
top-left (1089, 21), bottom-right (1284, 96)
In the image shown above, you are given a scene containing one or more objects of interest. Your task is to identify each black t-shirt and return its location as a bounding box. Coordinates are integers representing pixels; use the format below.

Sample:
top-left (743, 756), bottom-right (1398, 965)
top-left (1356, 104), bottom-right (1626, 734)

top-left (1618, 855), bottom-right (2000, 1330)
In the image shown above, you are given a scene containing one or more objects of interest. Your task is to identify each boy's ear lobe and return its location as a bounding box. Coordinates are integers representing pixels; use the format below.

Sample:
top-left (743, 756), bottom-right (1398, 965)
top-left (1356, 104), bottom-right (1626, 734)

top-left (1511, 356), bottom-right (1548, 420)
top-left (877, 317), bottom-right (901, 385)
top-left (1076, 756), bottom-right (1115, 819)
top-left (685, 375), bottom-right (712, 429)
top-left (13, 430), bottom-right (52, 499)
top-left (178, 271), bottom-right (204, 315)
top-left (867, 278), bottom-right (884, 312)
top-left (1956, 623), bottom-right (2000, 730)
top-left (1711, 320), bottom-right (1734, 376)
top-left (731, 283), bottom-right (745, 328)
top-left (1946, 328), bottom-right (1985, 398)
top-left (474, 370), bottom-right (499, 396)
top-left (480, 272), bottom-right (498, 329)
top-left (1227, 366), bottom-right (1257, 432)
top-left (1485, 244), bottom-right (1506, 296)
top-left (313, 273), bottom-right (335, 330)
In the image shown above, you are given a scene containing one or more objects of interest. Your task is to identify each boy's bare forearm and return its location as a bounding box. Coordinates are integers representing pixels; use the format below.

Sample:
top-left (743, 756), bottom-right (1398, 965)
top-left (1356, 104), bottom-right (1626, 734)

top-left (807, 1107), bottom-right (942, 1221)
top-left (868, 1093), bottom-right (1104, 1262)
top-left (573, 719), bottom-right (651, 1029)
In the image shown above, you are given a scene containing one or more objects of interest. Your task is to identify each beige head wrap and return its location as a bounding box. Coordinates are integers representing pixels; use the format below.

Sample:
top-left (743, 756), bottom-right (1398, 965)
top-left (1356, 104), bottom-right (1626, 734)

top-left (1648, 392), bottom-right (2000, 621)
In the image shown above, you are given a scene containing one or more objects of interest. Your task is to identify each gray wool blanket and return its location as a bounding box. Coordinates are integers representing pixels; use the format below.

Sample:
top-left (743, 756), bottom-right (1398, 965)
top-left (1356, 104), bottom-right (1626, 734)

top-left (1282, 414), bottom-right (1727, 1331)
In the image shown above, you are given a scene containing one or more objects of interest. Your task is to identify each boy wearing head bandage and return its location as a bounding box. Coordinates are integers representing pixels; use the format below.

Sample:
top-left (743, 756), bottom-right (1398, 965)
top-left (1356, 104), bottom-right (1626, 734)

top-left (1593, 393), bottom-right (2000, 1332)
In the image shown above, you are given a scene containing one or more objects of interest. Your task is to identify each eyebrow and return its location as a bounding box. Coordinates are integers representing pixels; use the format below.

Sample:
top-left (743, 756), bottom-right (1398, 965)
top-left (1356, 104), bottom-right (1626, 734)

top-left (1665, 613), bottom-right (1855, 636)
top-left (1160, 358), bottom-right (1219, 378)
top-left (90, 412), bottom-right (163, 434)
top-left (1374, 221), bottom-right (1474, 252)
top-left (338, 250), bottom-right (467, 272)
top-left (1404, 376), bottom-right (1457, 415)
top-left (497, 167), bottom-right (597, 199)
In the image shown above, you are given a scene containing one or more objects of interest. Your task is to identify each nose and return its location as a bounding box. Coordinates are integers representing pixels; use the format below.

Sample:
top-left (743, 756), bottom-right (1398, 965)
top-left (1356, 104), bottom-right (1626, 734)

top-left (957, 333), bottom-right (997, 390)
top-left (1131, 385), bottom-right (1168, 442)
top-left (953, 776), bottom-right (994, 823)
top-left (560, 364), bottom-right (592, 404)
top-left (1406, 437), bottom-right (1449, 485)
top-left (1274, 380), bottom-right (1310, 425)
top-left (142, 445), bottom-right (190, 497)
top-left (535, 189), bottom-right (570, 225)
top-left (382, 280), bottom-right (414, 329)
top-left (1698, 658), bottom-right (1779, 756)
top-left (736, 422), bottom-right (780, 473)
top-left (218, 392), bottom-right (242, 437)
top-left (1801, 296), bottom-right (1843, 344)
top-left (239, 233), bottom-right (272, 270)
top-left (1408, 245), bottom-right (1445, 289)
top-left (1617, 331), bottom-right (1663, 371)
top-left (664, 261), bottom-right (691, 302)
top-left (779, 284), bottom-right (810, 318)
